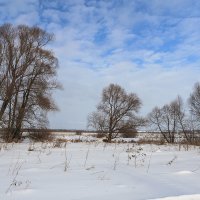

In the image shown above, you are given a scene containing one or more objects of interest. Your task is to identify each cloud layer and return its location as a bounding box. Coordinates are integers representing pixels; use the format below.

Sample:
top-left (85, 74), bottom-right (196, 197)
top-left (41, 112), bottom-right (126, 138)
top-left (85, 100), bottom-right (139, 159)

top-left (1, 0), bottom-right (200, 129)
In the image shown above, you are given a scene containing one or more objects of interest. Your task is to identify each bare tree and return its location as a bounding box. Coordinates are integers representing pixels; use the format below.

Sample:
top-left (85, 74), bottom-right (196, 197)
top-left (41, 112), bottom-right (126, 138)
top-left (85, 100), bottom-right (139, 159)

top-left (187, 82), bottom-right (200, 143)
top-left (0, 24), bottom-right (60, 141)
top-left (148, 95), bottom-right (200, 144)
top-left (148, 97), bottom-right (184, 143)
top-left (174, 96), bottom-right (197, 143)
top-left (88, 83), bottom-right (142, 142)
top-left (189, 82), bottom-right (200, 122)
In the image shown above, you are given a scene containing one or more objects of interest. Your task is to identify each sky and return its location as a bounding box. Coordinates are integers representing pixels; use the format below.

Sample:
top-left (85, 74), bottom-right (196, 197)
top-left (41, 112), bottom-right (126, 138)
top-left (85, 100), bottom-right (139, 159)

top-left (0, 0), bottom-right (200, 129)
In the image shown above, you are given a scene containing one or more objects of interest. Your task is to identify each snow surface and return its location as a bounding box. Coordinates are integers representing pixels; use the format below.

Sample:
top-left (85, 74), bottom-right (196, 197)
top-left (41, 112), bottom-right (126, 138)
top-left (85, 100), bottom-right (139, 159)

top-left (0, 142), bottom-right (200, 200)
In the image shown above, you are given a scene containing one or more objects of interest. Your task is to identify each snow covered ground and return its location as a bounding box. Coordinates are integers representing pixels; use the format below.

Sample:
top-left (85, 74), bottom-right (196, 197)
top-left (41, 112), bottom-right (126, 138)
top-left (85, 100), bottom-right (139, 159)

top-left (0, 141), bottom-right (200, 200)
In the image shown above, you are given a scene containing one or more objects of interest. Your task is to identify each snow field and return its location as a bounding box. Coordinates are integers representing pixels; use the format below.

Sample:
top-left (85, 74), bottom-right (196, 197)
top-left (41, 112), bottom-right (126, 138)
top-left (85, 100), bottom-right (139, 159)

top-left (0, 142), bottom-right (200, 200)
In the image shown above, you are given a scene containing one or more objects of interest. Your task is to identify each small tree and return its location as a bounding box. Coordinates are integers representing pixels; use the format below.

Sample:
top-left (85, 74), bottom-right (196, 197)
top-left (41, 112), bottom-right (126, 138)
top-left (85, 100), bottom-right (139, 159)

top-left (148, 97), bottom-right (184, 143)
top-left (88, 83), bottom-right (142, 142)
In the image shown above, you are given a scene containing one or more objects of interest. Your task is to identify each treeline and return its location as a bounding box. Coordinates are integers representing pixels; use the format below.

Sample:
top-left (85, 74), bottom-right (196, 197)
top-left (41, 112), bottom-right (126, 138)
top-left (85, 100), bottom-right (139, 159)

top-left (0, 24), bottom-right (60, 142)
top-left (88, 83), bottom-right (200, 144)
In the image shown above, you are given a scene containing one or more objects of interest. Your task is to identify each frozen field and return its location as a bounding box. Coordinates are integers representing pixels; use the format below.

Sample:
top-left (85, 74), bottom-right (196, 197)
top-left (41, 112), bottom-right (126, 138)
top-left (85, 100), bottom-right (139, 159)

top-left (0, 141), bottom-right (200, 200)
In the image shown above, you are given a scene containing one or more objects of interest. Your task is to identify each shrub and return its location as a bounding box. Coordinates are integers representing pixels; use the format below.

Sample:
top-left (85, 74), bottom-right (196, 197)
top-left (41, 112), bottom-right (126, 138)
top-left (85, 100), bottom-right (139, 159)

top-left (28, 130), bottom-right (54, 142)
top-left (102, 138), bottom-right (110, 142)
top-left (0, 129), bottom-right (23, 143)
top-left (75, 130), bottom-right (82, 136)
top-left (96, 132), bottom-right (105, 138)
top-left (121, 130), bottom-right (137, 138)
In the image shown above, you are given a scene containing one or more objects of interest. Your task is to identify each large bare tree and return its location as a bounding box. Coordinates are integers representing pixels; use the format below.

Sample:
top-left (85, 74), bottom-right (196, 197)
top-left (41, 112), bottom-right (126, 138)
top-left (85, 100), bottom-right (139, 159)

top-left (0, 24), bottom-right (60, 141)
top-left (88, 83), bottom-right (142, 142)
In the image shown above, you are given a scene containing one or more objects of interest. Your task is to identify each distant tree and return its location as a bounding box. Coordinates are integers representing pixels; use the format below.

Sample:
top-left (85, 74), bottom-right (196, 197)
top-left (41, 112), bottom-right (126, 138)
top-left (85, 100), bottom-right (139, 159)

top-left (0, 24), bottom-right (60, 141)
top-left (148, 97), bottom-right (185, 143)
top-left (187, 82), bottom-right (200, 143)
top-left (189, 82), bottom-right (200, 122)
top-left (88, 83), bottom-right (143, 142)
top-left (148, 94), bottom-right (200, 144)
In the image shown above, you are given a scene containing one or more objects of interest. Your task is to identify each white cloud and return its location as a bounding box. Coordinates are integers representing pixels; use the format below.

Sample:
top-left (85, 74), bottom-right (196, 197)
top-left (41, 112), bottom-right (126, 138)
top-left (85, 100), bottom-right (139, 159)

top-left (14, 11), bottom-right (40, 25)
top-left (0, 0), bottom-right (39, 22)
top-left (48, 58), bottom-right (200, 129)
top-left (1, 0), bottom-right (200, 129)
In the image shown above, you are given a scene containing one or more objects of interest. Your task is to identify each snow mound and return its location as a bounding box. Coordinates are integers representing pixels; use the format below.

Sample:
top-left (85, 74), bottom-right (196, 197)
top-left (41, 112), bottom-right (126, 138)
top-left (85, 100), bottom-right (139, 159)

top-left (175, 170), bottom-right (194, 175)
top-left (156, 149), bottom-right (162, 153)
top-left (149, 194), bottom-right (200, 200)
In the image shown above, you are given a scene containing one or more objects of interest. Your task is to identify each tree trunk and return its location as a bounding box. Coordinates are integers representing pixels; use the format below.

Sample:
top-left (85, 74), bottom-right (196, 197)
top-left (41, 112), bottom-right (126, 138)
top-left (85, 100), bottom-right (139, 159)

top-left (107, 132), bottom-right (112, 143)
top-left (11, 127), bottom-right (21, 141)
top-left (0, 99), bottom-right (9, 121)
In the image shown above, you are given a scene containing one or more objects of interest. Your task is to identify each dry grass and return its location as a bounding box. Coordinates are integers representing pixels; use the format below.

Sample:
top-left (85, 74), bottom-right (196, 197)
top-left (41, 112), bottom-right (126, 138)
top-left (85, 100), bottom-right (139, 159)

top-left (137, 138), bottom-right (165, 145)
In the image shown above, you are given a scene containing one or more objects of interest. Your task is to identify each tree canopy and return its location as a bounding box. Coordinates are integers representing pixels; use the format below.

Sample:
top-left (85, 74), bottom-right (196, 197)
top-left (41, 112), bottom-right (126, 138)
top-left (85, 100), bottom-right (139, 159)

top-left (0, 23), bottom-right (60, 141)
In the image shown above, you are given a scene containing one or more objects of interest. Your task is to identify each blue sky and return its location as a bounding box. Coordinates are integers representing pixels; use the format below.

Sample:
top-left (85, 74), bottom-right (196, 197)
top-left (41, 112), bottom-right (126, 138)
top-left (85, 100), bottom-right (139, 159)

top-left (0, 0), bottom-right (200, 129)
